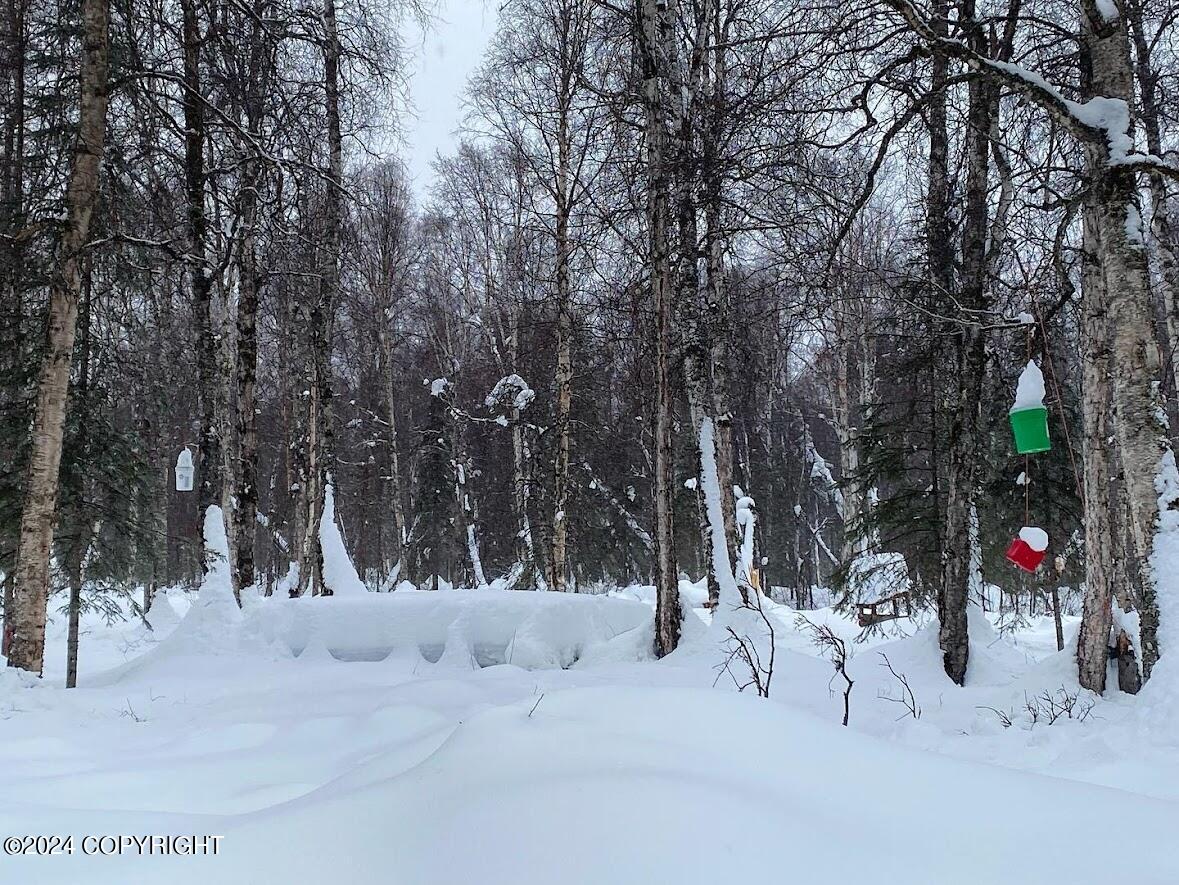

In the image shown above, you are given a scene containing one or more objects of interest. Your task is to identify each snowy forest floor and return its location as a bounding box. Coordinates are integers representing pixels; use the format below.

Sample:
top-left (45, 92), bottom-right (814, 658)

top-left (2, 586), bottom-right (1178, 884)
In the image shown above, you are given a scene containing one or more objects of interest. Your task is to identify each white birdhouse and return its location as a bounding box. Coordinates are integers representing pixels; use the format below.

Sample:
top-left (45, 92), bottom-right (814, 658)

top-left (175, 447), bottom-right (195, 492)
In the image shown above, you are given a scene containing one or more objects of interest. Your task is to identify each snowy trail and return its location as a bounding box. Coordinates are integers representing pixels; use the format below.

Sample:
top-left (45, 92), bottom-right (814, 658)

top-left (1, 590), bottom-right (1178, 884)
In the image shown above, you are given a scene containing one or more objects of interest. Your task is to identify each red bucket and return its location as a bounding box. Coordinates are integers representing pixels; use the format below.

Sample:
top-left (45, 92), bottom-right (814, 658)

top-left (1005, 538), bottom-right (1046, 573)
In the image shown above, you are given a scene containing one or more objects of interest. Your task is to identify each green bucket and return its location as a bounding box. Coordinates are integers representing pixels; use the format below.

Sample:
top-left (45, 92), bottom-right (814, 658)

top-left (1010, 406), bottom-right (1051, 454)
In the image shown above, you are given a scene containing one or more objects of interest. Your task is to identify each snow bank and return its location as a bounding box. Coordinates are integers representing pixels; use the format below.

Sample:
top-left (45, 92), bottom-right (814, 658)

top-left (39, 685), bottom-right (1179, 885)
top-left (252, 590), bottom-right (652, 667)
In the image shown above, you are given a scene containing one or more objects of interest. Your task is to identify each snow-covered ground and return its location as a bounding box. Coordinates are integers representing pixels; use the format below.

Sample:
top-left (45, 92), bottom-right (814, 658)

top-left (2, 587), bottom-right (1178, 884)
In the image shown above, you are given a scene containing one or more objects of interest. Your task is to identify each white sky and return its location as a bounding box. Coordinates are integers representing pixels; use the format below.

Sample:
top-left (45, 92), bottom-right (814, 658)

top-left (403, 1), bottom-right (498, 198)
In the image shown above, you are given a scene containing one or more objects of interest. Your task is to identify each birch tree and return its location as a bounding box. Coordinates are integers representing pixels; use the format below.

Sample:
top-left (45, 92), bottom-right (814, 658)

top-left (7, 0), bottom-right (110, 673)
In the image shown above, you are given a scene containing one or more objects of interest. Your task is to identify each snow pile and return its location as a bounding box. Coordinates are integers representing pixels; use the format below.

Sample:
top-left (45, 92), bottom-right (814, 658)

top-left (14, 684), bottom-right (1179, 885)
top-left (85, 509), bottom-right (291, 684)
top-left (1011, 360), bottom-right (1046, 411)
top-left (251, 590), bottom-right (652, 667)
top-left (318, 484), bottom-right (367, 596)
top-left (164, 505), bottom-right (242, 654)
top-left (143, 591), bottom-right (181, 632)
top-left (844, 551), bottom-right (911, 603)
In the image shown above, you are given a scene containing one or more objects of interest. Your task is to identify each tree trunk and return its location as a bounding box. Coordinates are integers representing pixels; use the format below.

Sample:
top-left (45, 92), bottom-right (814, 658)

top-left (1076, 141), bottom-right (1116, 692)
top-left (64, 515), bottom-right (93, 689)
top-left (1084, 1), bottom-right (1172, 680)
top-left (1126, 0), bottom-right (1179, 416)
top-left (380, 329), bottom-right (408, 581)
top-left (701, 0), bottom-right (738, 561)
top-left (233, 178), bottom-right (260, 600)
top-left (549, 156), bottom-right (573, 591)
top-left (229, 4), bottom-right (270, 600)
top-left (938, 7), bottom-right (993, 686)
top-left (454, 451), bottom-right (487, 587)
top-left (6, 0), bottom-right (109, 674)
top-left (300, 0), bottom-right (344, 596)
top-left (183, 0), bottom-right (222, 549)
top-left (64, 259), bottom-right (94, 687)
top-left (637, 0), bottom-right (680, 656)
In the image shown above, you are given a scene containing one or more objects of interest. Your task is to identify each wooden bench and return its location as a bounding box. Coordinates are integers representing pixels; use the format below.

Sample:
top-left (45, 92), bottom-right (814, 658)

top-left (856, 591), bottom-right (912, 627)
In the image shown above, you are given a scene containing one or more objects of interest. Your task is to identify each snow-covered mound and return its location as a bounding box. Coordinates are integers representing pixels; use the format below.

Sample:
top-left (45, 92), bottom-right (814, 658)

top-left (251, 590), bottom-right (652, 667)
top-left (7, 587), bottom-right (1179, 885)
top-left (11, 685), bottom-right (1178, 885)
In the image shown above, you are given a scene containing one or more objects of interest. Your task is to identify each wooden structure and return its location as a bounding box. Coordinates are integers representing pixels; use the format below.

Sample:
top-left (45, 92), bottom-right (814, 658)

top-left (856, 591), bottom-right (912, 627)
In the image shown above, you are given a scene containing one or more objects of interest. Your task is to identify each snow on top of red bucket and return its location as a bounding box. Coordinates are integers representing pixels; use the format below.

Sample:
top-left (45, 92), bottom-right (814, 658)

top-left (1018, 526), bottom-right (1049, 552)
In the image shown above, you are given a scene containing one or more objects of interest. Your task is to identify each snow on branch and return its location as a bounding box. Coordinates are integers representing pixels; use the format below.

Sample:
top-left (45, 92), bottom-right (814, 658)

top-left (485, 373), bottom-right (536, 413)
top-left (881, 0), bottom-right (1179, 178)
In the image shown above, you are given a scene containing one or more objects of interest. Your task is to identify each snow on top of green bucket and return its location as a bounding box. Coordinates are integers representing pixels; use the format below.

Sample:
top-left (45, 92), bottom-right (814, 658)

top-left (1010, 360), bottom-right (1045, 413)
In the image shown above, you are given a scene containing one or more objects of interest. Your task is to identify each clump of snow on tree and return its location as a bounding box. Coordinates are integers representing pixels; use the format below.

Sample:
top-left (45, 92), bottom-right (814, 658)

top-left (319, 484), bottom-right (368, 596)
top-left (697, 418), bottom-right (740, 609)
top-left (485, 373), bottom-right (535, 413)
top-left (1144, 450), bottom-right (1179, 725)
top-left (428, 377), bottom-right (449, 397)
top-left (735, 494), bottom-right (757, 583)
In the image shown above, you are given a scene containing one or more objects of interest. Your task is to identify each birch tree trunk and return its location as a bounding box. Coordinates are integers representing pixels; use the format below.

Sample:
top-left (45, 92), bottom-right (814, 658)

top-left (924, 0), bottom-right (964, 684)
top-left (300, 0), bottom-right (344, 596)
top-left (830, 290), bottom-right (871, 565)
top-left (701, 0), bottom-right (738, 560)
top-left (637, 0), bottom-right (681, 656)
top-left (6, 0), bottom-right (109, 674)
top-left (1083, 0), bottom-right (1172, 680)
top-left (454, 452), bottom-right (487, 587)
top-left (507, 312), bottom-right (541, 588)
top-left (1076, 146), bottom-right (1118, 692)
top-left (229, 4), bottom-right (271, 599)
top-left (548, 124), bottom-right (573, 591)
top-left (183, 0), bottom-right (223, 552)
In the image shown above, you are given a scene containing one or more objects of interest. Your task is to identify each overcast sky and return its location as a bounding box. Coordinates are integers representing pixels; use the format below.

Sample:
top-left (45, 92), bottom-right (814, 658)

top-left (403, 2), bottom-right (498, 198)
